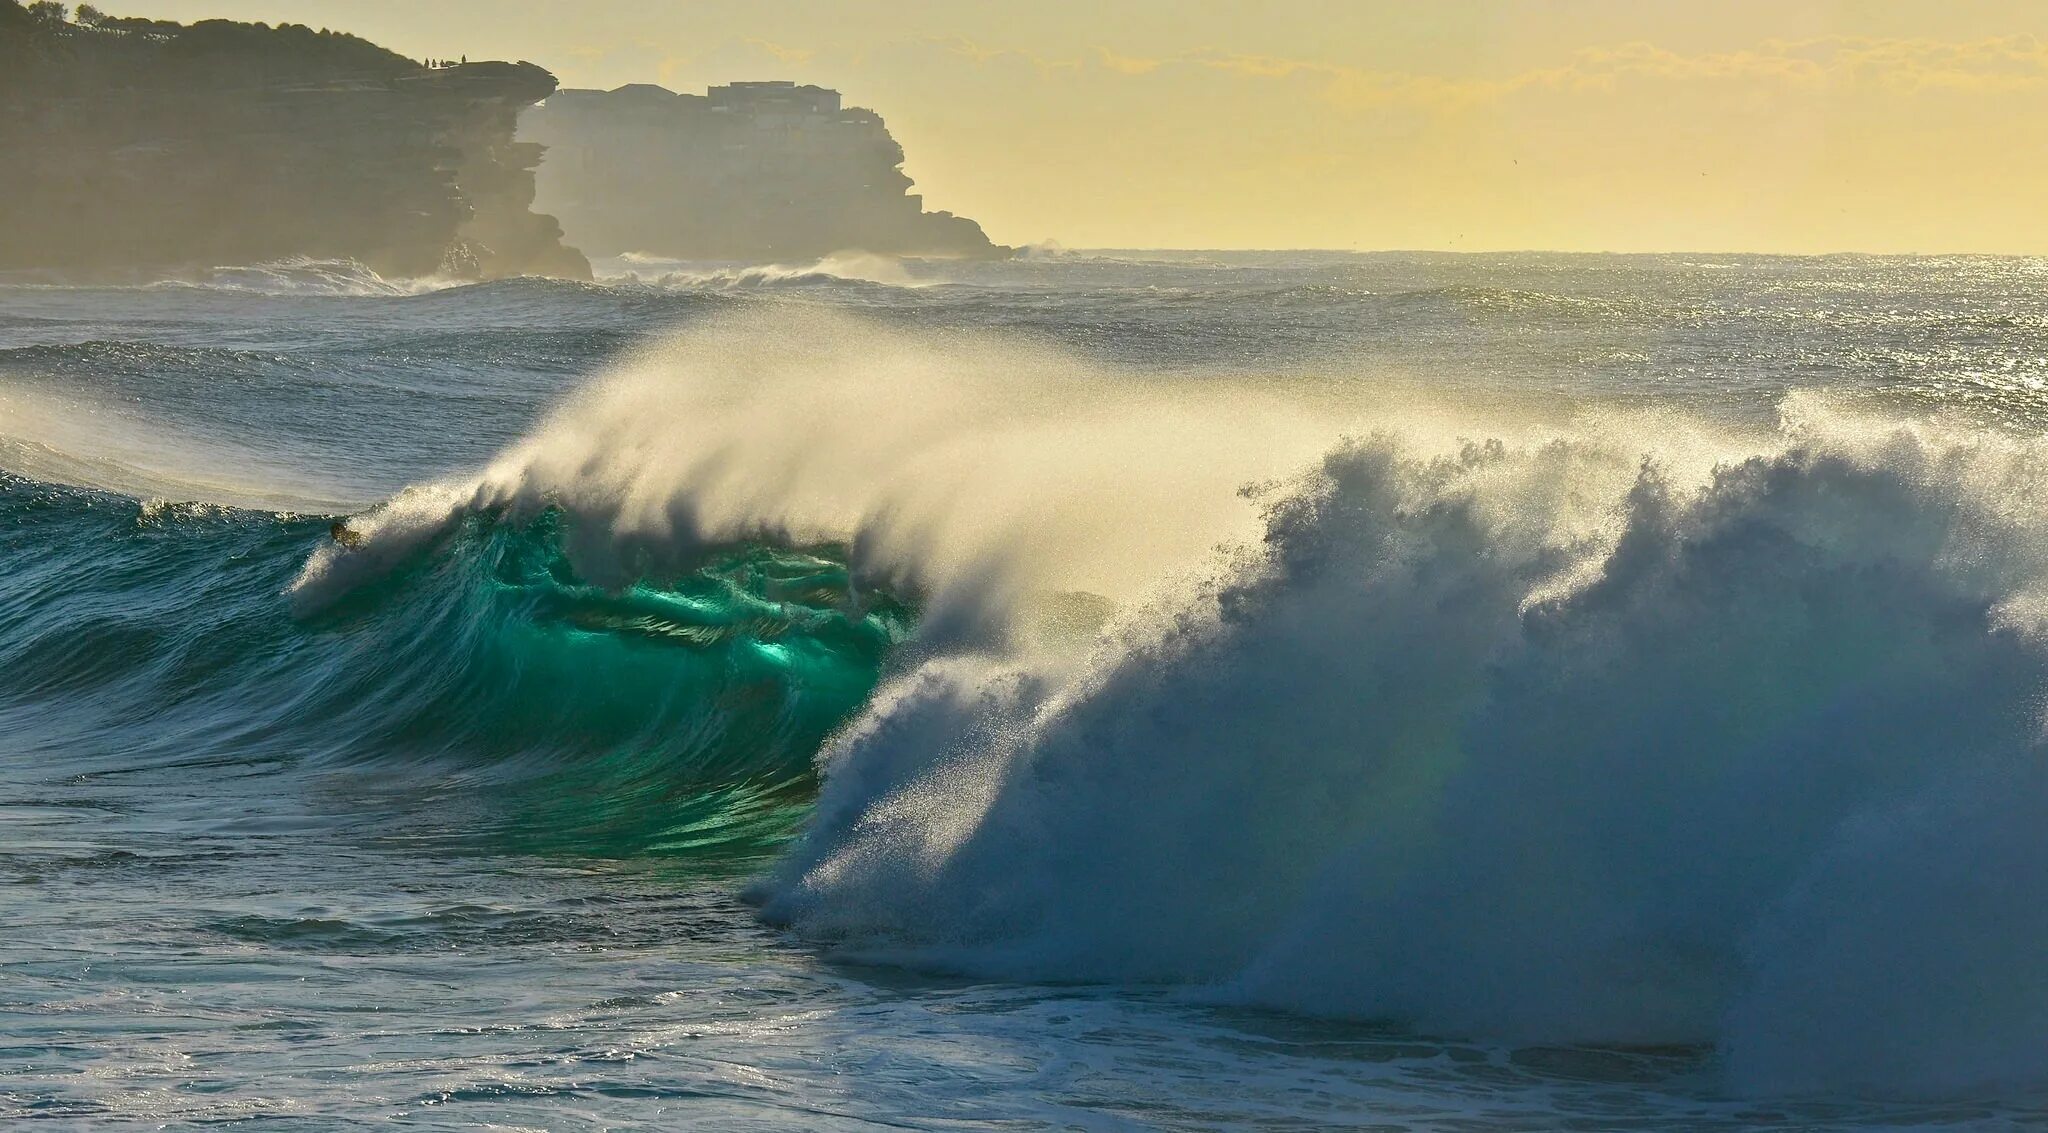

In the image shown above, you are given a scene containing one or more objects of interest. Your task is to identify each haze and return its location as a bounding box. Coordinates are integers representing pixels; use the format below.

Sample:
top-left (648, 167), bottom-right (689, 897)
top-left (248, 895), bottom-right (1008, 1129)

top-left (115, 0), bottom-right (2048, 253)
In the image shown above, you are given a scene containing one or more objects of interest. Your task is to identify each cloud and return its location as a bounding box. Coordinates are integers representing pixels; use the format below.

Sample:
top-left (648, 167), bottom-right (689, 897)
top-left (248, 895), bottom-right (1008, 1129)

top-left (1547, 36), bottom-right (2048, 93)
top-left (743, 38), bottom-right (816, 66)
top-left (931, 35), bottom-right (2048, 112)
top-left (926, 35), bottom-right (1079, 74)
top-left (1093, 47), bottom-right (1161, 76)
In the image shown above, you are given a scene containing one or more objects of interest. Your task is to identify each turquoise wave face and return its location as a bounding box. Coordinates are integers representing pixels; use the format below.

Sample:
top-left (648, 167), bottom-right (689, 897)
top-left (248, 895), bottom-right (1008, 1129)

top-left (0, 476), bottom-right (910, 858)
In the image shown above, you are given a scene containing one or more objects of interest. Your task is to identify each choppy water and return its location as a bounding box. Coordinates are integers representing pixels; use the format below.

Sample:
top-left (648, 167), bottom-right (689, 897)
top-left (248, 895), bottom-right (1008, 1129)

top-left (6, 251), bottom-right (2048, 1129)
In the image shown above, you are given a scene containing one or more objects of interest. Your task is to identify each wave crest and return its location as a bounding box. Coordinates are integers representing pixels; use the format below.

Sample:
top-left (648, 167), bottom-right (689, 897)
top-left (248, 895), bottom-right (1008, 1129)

top-left (595, 251), bottom-right (930, 290)
top-left (153, 258), bottom-right (466, 297)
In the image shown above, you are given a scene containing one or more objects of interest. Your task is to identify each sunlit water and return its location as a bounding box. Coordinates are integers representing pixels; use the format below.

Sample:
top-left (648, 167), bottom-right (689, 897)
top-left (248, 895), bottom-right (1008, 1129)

top-left (5, 252), bottom-right (2048, 1129)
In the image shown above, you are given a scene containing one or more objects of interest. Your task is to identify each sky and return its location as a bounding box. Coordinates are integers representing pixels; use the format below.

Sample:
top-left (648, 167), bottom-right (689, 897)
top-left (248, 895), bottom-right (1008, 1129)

top-left (125, 1), bottom-right (2048, 253)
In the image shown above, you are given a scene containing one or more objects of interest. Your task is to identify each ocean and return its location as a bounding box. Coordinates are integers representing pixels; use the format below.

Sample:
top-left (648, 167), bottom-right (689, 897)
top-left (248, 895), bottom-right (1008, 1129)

top-left (4, 250), bottom-right (2048, 1129)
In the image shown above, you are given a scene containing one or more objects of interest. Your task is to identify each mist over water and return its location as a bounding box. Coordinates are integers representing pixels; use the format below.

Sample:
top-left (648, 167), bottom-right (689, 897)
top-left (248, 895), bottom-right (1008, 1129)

top-left (7, 252), bottom-right (2048, 1128)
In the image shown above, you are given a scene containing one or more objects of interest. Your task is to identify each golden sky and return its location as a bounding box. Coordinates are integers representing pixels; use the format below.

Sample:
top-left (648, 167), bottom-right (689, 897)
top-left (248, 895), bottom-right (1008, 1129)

top-left (133, 1), bottom-right (2048, 252)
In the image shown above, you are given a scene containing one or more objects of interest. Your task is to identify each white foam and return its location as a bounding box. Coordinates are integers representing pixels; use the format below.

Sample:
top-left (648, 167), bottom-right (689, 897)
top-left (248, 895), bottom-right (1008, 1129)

top-left (594, 251), bottom-right (933, 290)
top-left (151, 257), bottom-right (466, 297)
top-left (296, 307), bottom-right (2048, 1098)
top-left (763, 403), bottom-right (2048, 1100)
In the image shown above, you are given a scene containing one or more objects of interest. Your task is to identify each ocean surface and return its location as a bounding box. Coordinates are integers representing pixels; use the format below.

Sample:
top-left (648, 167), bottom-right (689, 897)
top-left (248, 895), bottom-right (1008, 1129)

top-left (5, 250), bottom-right (2048, 1130)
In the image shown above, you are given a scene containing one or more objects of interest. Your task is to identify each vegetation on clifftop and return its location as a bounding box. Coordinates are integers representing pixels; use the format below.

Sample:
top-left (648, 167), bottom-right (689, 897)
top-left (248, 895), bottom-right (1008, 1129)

top-left (0, 1), bottom-right (589, 280)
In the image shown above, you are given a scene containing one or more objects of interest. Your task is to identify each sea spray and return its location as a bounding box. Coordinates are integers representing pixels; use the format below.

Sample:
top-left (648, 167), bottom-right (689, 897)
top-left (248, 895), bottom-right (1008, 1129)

top-left (290, 306), bottom-right (1368, 629)
top-left (762, 412), bottom-right (2048, 1098)
top-left (289, 307), bottom-right (2048, 1094)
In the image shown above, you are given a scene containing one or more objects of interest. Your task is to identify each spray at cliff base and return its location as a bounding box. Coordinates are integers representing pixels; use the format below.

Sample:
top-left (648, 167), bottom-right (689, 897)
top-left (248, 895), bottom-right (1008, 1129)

top-left (7, 253), bottom-right (2048, 1129)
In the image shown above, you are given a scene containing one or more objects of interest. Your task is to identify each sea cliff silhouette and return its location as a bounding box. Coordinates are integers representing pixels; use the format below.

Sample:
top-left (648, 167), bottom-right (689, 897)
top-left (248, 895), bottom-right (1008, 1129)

top-left (0, 2), bottom-right (590, 280)
top-left (521, 81), bottom-right (1010, 262)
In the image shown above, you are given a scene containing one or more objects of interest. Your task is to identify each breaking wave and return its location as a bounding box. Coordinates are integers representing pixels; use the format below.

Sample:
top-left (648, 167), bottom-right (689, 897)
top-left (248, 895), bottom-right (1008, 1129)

top-left (289, 308), bottom-right (2048, 1098)
top-left (149, 258), bottom-right (468, 297)
top-left (23, 303), bottom-right (2048, 1098)
top-left (594, 251), bottom-right (931, 290)
top-left (0, 258), bottom-right (469, 297)
top-left (762, 411), bottom-right (2048, 1099)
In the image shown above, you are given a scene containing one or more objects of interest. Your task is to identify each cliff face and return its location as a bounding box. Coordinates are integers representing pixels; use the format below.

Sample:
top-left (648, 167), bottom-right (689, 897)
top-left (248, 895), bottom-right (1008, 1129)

top-left (0, 4), bottom-right (589, 280)
top-left (520, 81), bottom-right (1009, 262)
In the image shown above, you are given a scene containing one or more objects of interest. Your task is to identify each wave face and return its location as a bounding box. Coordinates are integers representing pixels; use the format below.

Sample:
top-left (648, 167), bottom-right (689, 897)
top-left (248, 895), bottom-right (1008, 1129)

top-left (0, 476), bottom-right (906, 856)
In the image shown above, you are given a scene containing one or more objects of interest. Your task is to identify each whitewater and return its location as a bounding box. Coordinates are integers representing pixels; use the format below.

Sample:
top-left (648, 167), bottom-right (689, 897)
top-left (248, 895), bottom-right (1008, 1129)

top-left (5, 250), bottom-right (2048, 1129)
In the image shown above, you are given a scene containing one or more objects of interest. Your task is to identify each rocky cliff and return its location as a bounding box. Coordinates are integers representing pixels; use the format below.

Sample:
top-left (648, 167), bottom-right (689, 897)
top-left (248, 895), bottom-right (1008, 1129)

top-left (0, 2), bottom-right (589, 280)
top-left (520, 81), bottom-right (1009, 262)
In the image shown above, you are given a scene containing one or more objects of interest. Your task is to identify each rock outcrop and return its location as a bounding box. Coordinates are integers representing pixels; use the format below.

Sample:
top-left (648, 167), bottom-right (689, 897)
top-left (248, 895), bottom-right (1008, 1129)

top-left (0, 2), bottom-right (589, 280)
top-left (520, 81), bottom-right (1009, 262)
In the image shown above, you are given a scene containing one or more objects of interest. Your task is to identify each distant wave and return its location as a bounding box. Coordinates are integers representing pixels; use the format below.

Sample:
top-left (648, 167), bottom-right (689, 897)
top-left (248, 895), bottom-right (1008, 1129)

top-left (151, 258), bottom-right (470, 297)
top-left (0, 258), bottom-right (472, 298)
top-left (593, 251), bottom-right (933, 290)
